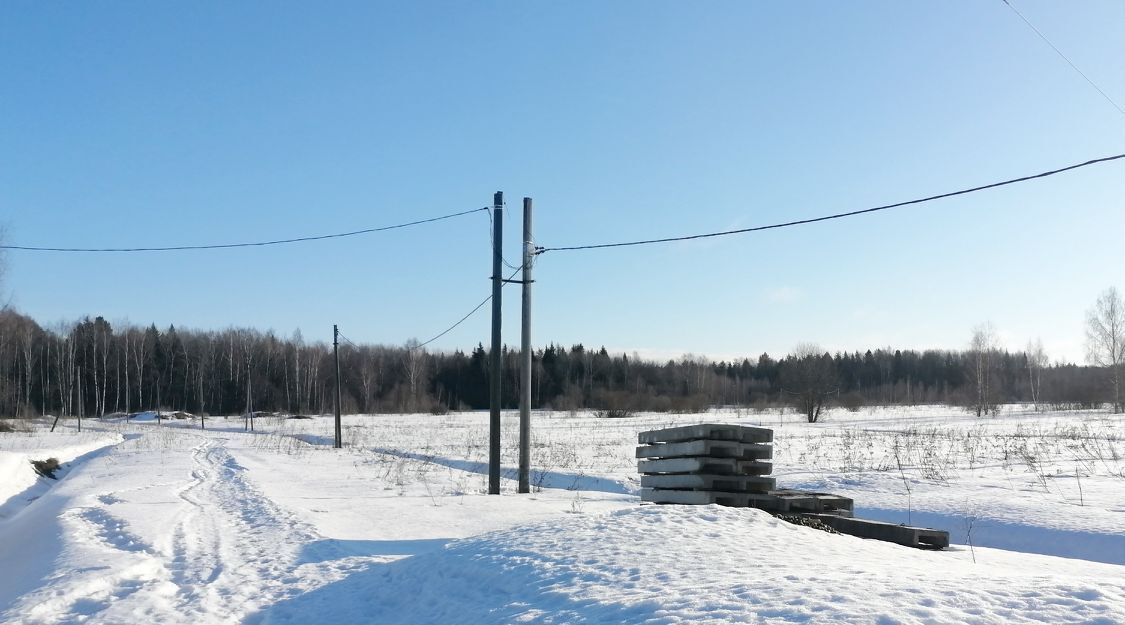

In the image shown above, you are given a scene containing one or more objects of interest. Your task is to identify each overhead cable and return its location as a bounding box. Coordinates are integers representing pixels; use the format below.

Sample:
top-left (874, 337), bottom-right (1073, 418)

top-left (337, 332), bottom-right (362, 350)
top-left (537, 152), bottom-right (1125, 253)
top-left (412, 264), bottom-right (525, 351)
top-left (1001, 0), bottom-right (1125, 119)
top-left (486, 203), bottom-right (524, 271)
top-left (1, 207), bottom-right (489, 253)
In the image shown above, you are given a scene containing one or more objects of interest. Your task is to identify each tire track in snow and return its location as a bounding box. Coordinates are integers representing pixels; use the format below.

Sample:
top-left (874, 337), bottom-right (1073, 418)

top-left (4, 434), bottom-right (371, 625)
top-left (163, 436), bottom-right (364, 624)
top-left (169, 439), bottom-right (225, 593)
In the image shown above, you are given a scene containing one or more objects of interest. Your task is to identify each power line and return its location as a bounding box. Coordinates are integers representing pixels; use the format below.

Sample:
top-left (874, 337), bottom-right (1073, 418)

top-left (337, 264), bottom-right (525, 355)
top-left (336, 332), bottom-right (362, 350)
top-left (538, 152), bottom-right (1125, 254)
top-left (486, 203), bottom-right (524, 271)
top-left (1, 206), bottom-right (489, 253)
top-left (332, 220), bottom-right (522, 353)
top-left (1001, 0), bottom-right (1125, 119)
top-left (341, 305), bottom-right (489, 353)
top-left (413, 264), bottom-right (525, 351)
top-left (413, 294), bottom-right (493, 351)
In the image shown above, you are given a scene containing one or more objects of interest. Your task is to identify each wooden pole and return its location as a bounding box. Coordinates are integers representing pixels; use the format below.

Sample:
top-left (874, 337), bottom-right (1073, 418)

top-left (489, 191), bottom-right (503, 495)
top-left (333, 324), bottom-right (342, 448)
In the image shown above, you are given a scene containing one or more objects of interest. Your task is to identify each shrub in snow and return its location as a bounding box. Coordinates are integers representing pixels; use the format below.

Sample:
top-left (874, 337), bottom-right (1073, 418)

top-left (30, 457), bottom-right (61, 479)
top-left (0, 419), bottom-right (34, 433)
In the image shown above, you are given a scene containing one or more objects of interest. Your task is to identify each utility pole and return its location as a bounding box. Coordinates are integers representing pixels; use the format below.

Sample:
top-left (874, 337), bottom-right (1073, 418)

top-left (246, 363), bottom-right (254, 432)
top-left (489, 191), bottom-right (503, 495)
top-left (333, 324), bottom-right (342, 449)
top-left (518, 197), bottom-right (533, 493)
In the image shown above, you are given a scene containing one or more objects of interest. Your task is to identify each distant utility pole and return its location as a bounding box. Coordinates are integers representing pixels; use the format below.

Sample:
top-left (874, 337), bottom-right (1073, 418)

top-left (245, 364), bottom-right (254, 432)
top-left (518, 197), bottom-right (533, 493)
top-left (489, 191), bottom-right (503, 495)
top-left (333, 324), bottom-right (343, 449)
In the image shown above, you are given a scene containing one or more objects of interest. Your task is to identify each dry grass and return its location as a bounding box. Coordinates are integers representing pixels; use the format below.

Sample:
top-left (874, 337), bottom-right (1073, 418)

top-left (30, 457), bottom-right (61, 479)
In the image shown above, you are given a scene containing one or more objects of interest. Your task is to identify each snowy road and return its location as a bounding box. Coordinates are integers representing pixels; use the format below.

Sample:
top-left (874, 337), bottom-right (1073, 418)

top-left (0, 433), bottom-right (376, 625)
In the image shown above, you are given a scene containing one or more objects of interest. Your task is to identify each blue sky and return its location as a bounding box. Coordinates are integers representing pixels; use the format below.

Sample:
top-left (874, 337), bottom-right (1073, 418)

top-left (2, 2), bottom-right (1123, 363)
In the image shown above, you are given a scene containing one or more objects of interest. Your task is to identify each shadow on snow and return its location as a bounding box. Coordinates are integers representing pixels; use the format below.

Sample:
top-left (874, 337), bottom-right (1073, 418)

top-left (854, 506), bottom-right (1125, 567)
top-left (294, 433), bottom-right (634, 496)
top-left (243, 536), bottom-right (662, 625)
top-left (298, 538), bottom-right (452, 565)
top-left (369, 447), bottom-right (634, 496)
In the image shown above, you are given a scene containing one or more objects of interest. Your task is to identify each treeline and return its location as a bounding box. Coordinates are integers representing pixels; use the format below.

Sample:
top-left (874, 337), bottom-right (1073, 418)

top-left (0, 309), bottom-right (1114, 418)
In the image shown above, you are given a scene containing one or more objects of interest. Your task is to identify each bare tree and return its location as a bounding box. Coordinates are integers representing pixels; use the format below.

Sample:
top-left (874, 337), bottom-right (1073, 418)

top-left (358, 346), bottom-right (384, 413)
top-left (18, 319), bottom-right (35, 416)
top-left (128, 326), bottom-right (149, 411)
top-left (121, 327), bottom-right (131, 414)
top-left (1086, 287), bottom-right (1125, 413)
top-left (1025, 338), bottom-right (1048, 412)
top-left (54, 324), bottom-right (77, 416)
top-left (968, 324), bottom-right (1000, 417)
top-left (402, 338), bottom-right (427, 412)
top-left (780, 343), bottom-right (837, 423)
top-left (291, 329), bottom-right (304, 413)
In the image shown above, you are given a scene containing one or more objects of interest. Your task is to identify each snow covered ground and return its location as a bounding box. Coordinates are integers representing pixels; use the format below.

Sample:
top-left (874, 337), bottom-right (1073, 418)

top-left (1, 405), bottom-right (1122, 624)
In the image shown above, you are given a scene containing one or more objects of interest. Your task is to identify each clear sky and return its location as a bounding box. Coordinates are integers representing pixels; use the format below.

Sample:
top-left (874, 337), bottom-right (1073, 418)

top-left (2, 2), bottom-right (1123, 364)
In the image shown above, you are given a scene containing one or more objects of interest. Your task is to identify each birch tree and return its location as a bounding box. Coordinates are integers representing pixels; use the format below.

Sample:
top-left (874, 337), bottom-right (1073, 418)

top-left (968, 324), bottom-right (1000, 417)
top-left (130, 327), bottom-right (150, 411)
top-left (1025, 338), bottom-right (1048, 412)
top-left (402, 339), bottom-right (427, 412)
top-left (358, 346), bottom-right (384, 413)
top-left (19, 320), bottom-right (35, 415)
top-left (1086, 287), bottom-right (1125, 413)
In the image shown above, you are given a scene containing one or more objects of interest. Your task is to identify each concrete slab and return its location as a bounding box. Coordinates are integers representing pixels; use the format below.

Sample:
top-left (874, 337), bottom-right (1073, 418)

top-left (637, 424), bottom-right (773, 445)
top-left (640, 488), bottom-right (854, 516)
top-left (640, 474), bottom-right (776, 493)
top-left (640, 488), bottom-right (754, 506)
top-left (637, 457), bottom-right (771, 476)
top-left (635, 440), bottom-right (773, 461)
top-left (805, 514), bottom-right (950, 549)
top-left (765, 491), bottom-right (854, 515)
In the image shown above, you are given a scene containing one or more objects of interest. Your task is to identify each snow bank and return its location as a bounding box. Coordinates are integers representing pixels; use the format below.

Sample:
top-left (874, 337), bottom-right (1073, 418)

top-left (0, 432), bottom-right (122, 521)
top-left (249, 505), bottom-right (1125, 625)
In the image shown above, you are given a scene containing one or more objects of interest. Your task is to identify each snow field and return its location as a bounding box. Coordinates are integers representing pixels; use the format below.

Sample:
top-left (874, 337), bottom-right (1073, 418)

top-left (248, 505), bottom-right (1125, 625)
top-left (0, 405), bottom-right (1122, 624)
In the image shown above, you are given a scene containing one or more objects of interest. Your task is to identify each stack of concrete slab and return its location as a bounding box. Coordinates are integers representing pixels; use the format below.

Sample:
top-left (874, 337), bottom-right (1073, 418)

top-left (637, 423), bottom-right (949, 550)
top-left (638, 423), bottom-right (778, 506)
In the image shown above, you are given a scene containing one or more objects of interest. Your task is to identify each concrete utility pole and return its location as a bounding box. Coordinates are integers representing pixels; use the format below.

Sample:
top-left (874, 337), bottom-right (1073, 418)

top-left (489, 191), bottom-right (503, 495)
top-left (518, 197), bottom-right (533, 493)
top-left (333, 324), bottom-right (342, 449)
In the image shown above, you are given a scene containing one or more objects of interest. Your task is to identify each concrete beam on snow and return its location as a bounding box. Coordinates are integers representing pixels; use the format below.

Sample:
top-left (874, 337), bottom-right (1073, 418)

top-left (635, 439), bottom-right (773, 461)
top-left (637, 457), bottom-right (772, 476)
top-left (640, 474), bottom-right (776, 493)
top-left (640, 488), bottom-right (853, 514)
top-left (637, 424), bottom-right (773, 445)
top-left (803, 514), bottom-right (950, 549)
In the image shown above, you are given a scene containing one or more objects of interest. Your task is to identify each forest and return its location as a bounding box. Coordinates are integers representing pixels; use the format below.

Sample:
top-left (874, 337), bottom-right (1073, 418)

top-left (0, 308), bottom-right (1114, 419)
